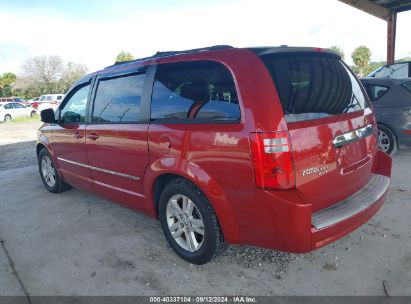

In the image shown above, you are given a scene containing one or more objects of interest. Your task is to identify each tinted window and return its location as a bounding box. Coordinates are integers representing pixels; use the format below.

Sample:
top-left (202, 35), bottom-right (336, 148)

top-left (92, 73), bottom-right (144, 123)
top-left (60, 84), bottom-right (90, 124)
top-left (57, 96), bottom-right (63, 100)
top-left (12, 103), bottom-right (25, 108)
top-left (364, 85), bottom-right (389, 102)
top-left (151, 61), bottom-right (240, 121)
top-left (4, 104), bottom-right (12, 109)
top-left (260, 54), bottom-right (367, 122)
top-left (402, 81), bottom-right (411, 94)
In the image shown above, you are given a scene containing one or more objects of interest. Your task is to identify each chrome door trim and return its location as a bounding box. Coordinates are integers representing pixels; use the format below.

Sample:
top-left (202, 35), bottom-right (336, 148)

top-left (333, 124), bottom-right (374, 148)
top-left (57, 157), bottom-right (141, 181)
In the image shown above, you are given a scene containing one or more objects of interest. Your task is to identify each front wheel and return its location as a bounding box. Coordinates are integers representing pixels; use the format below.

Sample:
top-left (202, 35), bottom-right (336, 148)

top-left (377, 125), bottom-right (397, 155)
top-left (4, 114), bottom-right (11, 122)
top-left (30, 110), bottom-right (36, 117)
top-left (159, 178), bottom-right (226, 264)
top-left (38, 149), bottom-right (70, 193)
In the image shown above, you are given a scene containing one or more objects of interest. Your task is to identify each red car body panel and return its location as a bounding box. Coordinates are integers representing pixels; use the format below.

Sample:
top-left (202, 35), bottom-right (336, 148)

top-left (37, 47), bottom-right (392, 253)
top-left (85, 124), bottom-right (149, 211)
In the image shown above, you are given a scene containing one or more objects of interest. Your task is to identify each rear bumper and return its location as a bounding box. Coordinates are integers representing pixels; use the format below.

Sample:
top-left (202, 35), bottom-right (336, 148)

top-left (233, 150), bottom-right (392, 253)
top-left (305, 150), bottom-right (391, 252)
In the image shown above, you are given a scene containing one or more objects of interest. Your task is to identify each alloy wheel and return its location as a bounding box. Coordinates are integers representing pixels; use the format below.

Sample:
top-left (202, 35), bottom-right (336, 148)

top-left (166, 194), bottom-right (205, 252)
top-left (41, 155), bottom-right (56, 187)
top-left (377, 129), bottom-right (390, 153)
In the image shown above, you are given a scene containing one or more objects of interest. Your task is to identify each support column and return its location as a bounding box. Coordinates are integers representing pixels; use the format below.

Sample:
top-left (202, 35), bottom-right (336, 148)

top-left (387, 11), bottom-right (397, 64)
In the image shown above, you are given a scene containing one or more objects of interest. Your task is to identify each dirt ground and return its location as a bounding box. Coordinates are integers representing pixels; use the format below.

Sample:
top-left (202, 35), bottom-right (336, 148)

top-left (0, 122), bottom-right (410, 296)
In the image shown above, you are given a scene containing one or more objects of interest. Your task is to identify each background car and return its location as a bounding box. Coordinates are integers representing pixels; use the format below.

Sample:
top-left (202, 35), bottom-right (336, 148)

top-left (28, 97), bottom-right (41, 109)
top-left (0, 102), bottom-right (37, 122)
top-left (37, 94), bottom-right (65, 112)
top-left (361, 77), bottom-right (411, 154)
top-left (367, 61), bottom-right (411, 79)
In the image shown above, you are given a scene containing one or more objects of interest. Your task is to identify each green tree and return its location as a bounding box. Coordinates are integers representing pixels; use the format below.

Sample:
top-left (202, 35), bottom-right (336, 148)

top-left (352, 46), bottom-right (372, 76)
top-left (13, 55), bottom-right (88, 99)
top-left (57, 62), bottom-right (88, 93)
top-left (115, 51), bottom-right (135, 63)
top-left (0, 73), bottom-right (17, 97)
top-left (330, 46), bottom-right (345, 60)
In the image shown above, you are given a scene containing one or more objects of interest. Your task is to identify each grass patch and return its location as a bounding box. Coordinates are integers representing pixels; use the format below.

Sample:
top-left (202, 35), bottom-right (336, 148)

top-left (9, 115), bottom-right (41, 123)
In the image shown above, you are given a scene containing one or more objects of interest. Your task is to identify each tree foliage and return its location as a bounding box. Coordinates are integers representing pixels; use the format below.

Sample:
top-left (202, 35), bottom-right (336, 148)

top-left (329, 46), bottom-right (345, 60)
top-left (115, 51), bottom-right (135, 63)
top-left (352, 46), bottom-right (372, 76)
top-left (0, 73), bottom-right (17, 97)
top-left (13, 55), bottom-right (88, 99)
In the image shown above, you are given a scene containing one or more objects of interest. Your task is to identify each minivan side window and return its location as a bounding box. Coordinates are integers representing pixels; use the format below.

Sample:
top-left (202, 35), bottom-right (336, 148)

top-left (364, 85), bottom-right (389, 102)
top-left (59, 84), bottom-right (90, 124)
top-left (260, 54), bottom-right (368, 122)
top-left (150, 61), bottom-right (240, 121)
top-left (92, 73), bottom-right (145, 123)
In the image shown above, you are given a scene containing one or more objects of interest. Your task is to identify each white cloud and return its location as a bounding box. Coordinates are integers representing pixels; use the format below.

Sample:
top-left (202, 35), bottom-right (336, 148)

top-left (0, 0), bottom-right (410, 74)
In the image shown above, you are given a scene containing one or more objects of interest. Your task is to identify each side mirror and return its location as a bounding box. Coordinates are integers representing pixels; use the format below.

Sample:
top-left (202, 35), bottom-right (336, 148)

top-left (40, 108), bottom-right (56, 123)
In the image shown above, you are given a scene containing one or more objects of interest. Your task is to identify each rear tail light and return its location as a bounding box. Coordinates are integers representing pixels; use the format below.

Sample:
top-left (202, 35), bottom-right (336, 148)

top-left (249, 131), bottom-right (296, 189)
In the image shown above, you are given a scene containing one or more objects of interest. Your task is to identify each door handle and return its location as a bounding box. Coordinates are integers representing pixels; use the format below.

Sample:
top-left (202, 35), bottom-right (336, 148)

top-left (87, 133), bottom-right (99, 140)
top-left (74, 132), bottom-right (83, 139)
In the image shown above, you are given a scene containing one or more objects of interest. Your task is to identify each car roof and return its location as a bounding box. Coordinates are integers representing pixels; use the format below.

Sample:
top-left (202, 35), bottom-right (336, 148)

top-left (76, 45), bottom-right (341, 84)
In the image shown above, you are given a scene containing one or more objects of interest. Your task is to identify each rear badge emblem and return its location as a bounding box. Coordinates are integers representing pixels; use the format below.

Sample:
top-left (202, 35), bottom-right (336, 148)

top-left (302, 166), bottom-right (328, 177)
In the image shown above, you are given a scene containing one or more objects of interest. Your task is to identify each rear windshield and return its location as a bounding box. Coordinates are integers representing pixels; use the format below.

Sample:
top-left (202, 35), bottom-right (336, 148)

top-left (260, 53), bottom-right (368, 122)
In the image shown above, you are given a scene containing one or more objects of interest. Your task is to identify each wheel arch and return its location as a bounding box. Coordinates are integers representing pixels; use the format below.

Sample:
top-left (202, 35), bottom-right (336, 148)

top-left (143, 161), bottom-right (241, 244)
top-left (377, 122), bottom-right (399, 145)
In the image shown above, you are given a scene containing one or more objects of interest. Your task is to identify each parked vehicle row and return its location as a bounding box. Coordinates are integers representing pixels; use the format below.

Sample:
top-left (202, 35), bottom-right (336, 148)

top-left (0, 97), bottom-right (30, 106)
top-left (37, 45), bottom-right (392, 264)
top-left (30, 94), bottom-right (65, 111)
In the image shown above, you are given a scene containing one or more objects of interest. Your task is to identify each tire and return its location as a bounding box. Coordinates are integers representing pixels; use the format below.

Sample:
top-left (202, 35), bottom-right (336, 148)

top-left (377, 125), bottom-right (397, 155)
top-left (159, 178), bottom-right (226, 264)
top-left (4, 114), bottom-right (11, 122)
top-left (30, 110), bottom-right (36, 117)
top-left (38, 148), bottom-right (71, 193)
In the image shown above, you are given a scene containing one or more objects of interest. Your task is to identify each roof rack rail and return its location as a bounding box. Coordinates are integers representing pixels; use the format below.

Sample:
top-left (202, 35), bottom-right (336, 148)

top-left (108, 45), bottom-right (233, 68)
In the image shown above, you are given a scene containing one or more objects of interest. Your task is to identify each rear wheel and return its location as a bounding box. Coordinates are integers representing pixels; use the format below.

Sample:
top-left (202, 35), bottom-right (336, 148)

top-left (377, 125), bottom-right (397, 155)
top-left (30, 110), bottom-right (36, 117)
top-left (4, 114), bottom-right (11, 122)
top-left (38, 149), bottom-right (70, 193)
top-left (159, 178), bottom-right (226, 264)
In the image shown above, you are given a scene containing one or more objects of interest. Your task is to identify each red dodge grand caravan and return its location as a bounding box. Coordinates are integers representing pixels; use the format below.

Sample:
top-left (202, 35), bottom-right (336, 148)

top-left (37, 45), bottom-right (392, 264)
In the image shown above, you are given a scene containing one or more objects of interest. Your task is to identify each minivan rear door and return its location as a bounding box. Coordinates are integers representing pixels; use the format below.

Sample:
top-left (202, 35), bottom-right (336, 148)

top-left (259, 51), bottom-right (377, 212)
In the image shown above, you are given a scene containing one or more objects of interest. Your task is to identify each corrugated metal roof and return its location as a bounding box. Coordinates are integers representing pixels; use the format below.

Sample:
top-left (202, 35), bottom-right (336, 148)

top-left (339, 0), bottom-right (411, 20)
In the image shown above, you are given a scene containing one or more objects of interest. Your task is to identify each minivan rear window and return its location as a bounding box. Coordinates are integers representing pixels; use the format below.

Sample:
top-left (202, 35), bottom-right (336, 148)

top-left (260, 53), bottom-right (368, 122)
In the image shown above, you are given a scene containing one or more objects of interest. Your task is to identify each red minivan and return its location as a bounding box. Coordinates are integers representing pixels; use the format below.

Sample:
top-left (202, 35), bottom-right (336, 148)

top-left (37, 45), bottom-right (392, 264)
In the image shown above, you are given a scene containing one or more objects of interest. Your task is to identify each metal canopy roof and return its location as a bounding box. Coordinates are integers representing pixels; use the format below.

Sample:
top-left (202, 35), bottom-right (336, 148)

top-left (339, 0), bottom-right (411, 20)
top-left (338, 0), bottom-right (411, 64)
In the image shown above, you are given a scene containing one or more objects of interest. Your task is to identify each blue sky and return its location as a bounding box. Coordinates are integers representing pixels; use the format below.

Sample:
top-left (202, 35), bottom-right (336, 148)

top-left (1, 0), bottom-right (410, 74)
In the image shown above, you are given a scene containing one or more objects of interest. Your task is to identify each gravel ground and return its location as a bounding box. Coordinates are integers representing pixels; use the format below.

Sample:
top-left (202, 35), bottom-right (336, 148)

top-left (0, 122), bottom-right (410, 296)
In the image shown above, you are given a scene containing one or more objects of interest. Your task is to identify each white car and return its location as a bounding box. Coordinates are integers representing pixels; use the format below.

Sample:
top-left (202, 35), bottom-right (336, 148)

top-left (37, 94), bottom-right (65, 112)
top-left (0, 102), bottom-right (37, 122)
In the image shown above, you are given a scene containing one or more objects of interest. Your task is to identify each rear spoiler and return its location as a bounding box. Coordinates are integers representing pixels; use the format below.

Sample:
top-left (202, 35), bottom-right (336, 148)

top-left (248, 46), bottom-right (341, 59)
